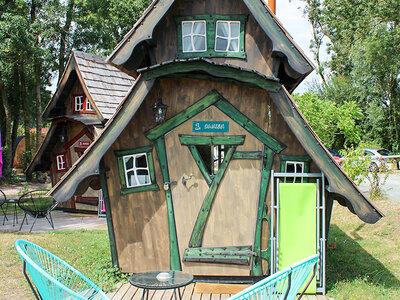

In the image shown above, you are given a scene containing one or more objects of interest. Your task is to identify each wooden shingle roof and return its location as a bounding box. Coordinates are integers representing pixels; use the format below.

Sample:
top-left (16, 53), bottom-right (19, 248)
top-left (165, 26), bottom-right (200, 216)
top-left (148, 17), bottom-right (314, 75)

top-left (73, 51), bottom-right (135, 119)
top-left (42, 51), bottom-right (135, 121)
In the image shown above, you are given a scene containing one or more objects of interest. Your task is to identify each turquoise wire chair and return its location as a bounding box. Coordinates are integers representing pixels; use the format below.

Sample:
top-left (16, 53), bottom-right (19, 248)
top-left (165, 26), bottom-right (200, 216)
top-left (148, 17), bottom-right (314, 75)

top-left (15, 240), bottom-right (108, 300)
top-left (228, 254), bottom-right (319, 300)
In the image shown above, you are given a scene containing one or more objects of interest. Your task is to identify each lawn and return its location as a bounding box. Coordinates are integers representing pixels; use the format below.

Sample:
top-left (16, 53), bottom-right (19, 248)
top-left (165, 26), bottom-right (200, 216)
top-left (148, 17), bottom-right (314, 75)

top-left (1, 198), bottom-right (399, 299)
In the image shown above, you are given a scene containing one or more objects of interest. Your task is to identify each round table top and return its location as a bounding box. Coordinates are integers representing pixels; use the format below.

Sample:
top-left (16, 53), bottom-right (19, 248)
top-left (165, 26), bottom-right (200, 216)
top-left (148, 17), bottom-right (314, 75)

top-left (129, 271), bottom-right (193, 290)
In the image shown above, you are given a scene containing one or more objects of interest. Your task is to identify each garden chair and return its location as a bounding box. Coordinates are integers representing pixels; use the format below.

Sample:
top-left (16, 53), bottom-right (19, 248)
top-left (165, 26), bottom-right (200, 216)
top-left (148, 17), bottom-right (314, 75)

top-left (0, 188), bottom-right (20, 226)
top-left (18, 189), bottom-right (57, 232)
top-left (228, 254), bottom-right (319, 300)
top-left (15, 239), bottom-right (108, 300)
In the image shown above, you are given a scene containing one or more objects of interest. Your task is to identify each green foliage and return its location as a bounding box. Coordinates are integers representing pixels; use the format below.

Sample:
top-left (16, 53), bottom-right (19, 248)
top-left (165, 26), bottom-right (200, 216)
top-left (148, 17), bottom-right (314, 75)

top-left (339, 147), bottom-right (370, 185)
top-left (303, 0), bottom-right (400, 152)
top-left (293, 92), bottom-right (362, 149)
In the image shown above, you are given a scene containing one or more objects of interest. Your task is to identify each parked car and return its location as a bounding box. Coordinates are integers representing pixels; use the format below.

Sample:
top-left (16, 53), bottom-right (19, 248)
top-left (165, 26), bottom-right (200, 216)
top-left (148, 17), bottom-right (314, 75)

top-left (359, 148), bottom-right (400, 171)
top-left (327, 148), bottom-right (344, 166)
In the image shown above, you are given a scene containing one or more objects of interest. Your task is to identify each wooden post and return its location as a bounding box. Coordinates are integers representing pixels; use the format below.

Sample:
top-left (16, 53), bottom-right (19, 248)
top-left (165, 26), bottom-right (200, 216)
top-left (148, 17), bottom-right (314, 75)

top-left (268, 0), bottom-right (276, 14)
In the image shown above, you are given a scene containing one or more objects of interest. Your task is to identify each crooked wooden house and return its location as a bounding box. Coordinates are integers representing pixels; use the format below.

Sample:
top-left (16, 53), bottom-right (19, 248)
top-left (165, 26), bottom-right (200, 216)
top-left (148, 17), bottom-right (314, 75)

top-left (49, 0), bottom-right (383, 294)
top-left (27, 51), bottom-right (134, 212)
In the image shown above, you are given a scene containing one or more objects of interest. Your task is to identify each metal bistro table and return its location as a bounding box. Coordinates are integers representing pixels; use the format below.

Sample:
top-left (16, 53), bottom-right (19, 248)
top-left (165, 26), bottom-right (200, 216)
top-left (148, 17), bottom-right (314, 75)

top-left (129, 271), bottom-right (193, 300)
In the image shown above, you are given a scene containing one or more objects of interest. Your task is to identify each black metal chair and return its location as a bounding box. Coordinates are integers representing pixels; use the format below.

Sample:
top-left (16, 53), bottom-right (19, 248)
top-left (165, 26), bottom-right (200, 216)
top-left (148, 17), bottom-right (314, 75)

top-left (0, 189), bottom-right (8, 225)
top-left (0, 189), bottom-right (20, 226)
top-left (18, 189), bottom-right (57, 232)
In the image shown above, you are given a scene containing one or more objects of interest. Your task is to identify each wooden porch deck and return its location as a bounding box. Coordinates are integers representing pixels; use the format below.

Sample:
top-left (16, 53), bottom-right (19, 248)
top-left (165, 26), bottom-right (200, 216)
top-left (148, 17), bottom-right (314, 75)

top-left (108, 282), bottom-right (333, 300)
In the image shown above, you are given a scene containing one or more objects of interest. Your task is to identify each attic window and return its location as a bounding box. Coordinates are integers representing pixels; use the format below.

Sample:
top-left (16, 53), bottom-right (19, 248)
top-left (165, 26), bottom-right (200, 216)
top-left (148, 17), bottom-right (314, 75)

top-left (115, 146), bottom-right (159, 194)
top-left (182, 20), bottom-right (207, 52)
top-left (75, 96), bottom-right (84, 112)
top-left (279, 155), bottom-right (312, 183)
top-left (176, 15), bottom-right (247, 59)
top-left (55, 153), bottom-right (68, 172)
top-left (74, 95), bottom-right (95, 114)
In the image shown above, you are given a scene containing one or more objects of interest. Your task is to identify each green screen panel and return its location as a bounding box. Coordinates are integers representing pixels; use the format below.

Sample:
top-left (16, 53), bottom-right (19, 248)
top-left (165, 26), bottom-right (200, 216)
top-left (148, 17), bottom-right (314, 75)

top-left (278, 183), bottom-right (317, 293)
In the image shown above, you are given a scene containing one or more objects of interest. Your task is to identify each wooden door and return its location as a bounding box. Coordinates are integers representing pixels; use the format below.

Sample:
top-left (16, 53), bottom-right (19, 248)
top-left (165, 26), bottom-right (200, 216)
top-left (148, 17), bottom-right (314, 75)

top-left (164, 106), bottom-right (264, 276)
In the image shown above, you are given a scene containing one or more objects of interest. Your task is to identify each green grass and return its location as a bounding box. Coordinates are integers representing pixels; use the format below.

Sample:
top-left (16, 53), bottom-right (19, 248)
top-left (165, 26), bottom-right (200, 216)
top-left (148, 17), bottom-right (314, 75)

top-left (1, 198), bottom-right (399, 299)
top-left (0, 229), bottom-right (130, 299)
top-left (325, 198), bottom-right (400, 299)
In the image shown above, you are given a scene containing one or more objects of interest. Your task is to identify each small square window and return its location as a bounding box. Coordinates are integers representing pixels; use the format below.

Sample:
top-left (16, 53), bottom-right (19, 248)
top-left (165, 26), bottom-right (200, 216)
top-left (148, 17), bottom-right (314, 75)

top-left (115, 146), bottom-right (159, 194)
top-left (56, 154), bottom-right (67, 171)
top-left (75, 96), bottom-right (84, 112)
top-left (182, 20), bottom-right (207, 52)
top-left (284, 161), bottom-right (305, 183)
top-left (215, 21), bottom-right (240, 52)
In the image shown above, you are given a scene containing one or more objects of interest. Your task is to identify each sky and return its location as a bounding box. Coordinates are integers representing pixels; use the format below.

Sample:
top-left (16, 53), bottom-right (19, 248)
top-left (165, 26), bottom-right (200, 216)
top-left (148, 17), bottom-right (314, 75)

top-left (276, 0), bottom-right (322, 94)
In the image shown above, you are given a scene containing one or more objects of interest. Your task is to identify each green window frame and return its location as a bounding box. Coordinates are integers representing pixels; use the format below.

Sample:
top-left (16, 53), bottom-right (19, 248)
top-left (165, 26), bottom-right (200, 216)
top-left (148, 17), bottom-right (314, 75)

top-left (175, 15), bottom-right (247, 59)
top-left (115, 146), bottom-right (159, 194)
top-left (279, 155), bottom-right (312, 183)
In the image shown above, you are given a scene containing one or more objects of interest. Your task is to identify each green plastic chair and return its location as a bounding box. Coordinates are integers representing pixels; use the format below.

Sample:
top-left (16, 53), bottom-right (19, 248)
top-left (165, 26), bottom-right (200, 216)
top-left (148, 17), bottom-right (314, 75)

top-left (228, 254), bottom-right (319, 300)
top-left (15, 240), bottom-right (108, 300)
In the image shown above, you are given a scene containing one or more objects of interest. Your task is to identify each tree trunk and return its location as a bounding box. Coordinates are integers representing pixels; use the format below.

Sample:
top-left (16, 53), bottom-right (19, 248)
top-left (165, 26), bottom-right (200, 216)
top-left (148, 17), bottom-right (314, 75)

top-left (20, 61), bottom-right (32, 180)
top-left (58, 0), bottom-right (75, 81)
top-left (31, 0), bottom-right (42, 151)
top-left (0, 71), bottom-right (13, 177)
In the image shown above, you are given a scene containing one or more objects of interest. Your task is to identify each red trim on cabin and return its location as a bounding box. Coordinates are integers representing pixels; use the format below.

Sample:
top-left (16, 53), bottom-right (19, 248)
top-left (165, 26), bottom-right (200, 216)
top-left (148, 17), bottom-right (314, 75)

top-left (73, 94), bottom-right (96, 114)
top-left (63, 128), bottom-right (94, 150)
top-left (53, 118), bottom-right (85, 125)
top-left (71, 196), bottom-right (76, 209)
top-left (75, 196), bottom-right (99, 206)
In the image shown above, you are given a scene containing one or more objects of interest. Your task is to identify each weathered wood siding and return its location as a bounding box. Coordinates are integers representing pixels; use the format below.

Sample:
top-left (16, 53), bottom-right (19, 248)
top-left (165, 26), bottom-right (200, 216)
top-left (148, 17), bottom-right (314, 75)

top-left (102, 77), bottom-right (319, 274)
top-left (152, 0), bottom-right (276, 77)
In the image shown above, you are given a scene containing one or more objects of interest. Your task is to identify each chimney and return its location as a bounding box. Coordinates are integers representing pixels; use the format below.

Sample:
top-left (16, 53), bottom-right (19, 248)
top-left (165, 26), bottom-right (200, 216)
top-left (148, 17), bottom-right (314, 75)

top-left (268, 0), bottom-right (276, 14)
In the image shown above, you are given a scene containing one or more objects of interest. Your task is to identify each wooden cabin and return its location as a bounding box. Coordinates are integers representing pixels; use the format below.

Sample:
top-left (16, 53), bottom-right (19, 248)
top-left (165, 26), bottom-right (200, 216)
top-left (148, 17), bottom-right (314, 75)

top-left (27, 51), bottom-right (134, 212)
top-left (49, 0), bottom-right (383, 294)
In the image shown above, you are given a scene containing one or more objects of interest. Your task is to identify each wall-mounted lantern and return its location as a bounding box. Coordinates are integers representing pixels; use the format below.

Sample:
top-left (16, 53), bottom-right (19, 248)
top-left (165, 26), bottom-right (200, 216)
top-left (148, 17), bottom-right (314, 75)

top-left (152, 98), bottom-right (168, 123)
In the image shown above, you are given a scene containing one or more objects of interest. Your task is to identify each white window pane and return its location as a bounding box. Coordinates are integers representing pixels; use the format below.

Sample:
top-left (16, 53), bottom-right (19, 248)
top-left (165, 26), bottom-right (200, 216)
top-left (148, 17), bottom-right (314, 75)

top-left (216, 37), bottom-right (228, 51)
top-left (193, 36), bottom-right (206, 51)
top-left (127, 171), bottom-right (137, 187)
top-left (230, 22), bottom-right (240, 37)
top-left (228, 38), bottom-right (239, 51)
top-left (193, 21), bottom-right (205, 34)
top-left (183, 36), bottom-right (193, 52)
top-left (182, 22), bottom-right (192, 36)
top-left (217, 22), bottom-right (229, 37)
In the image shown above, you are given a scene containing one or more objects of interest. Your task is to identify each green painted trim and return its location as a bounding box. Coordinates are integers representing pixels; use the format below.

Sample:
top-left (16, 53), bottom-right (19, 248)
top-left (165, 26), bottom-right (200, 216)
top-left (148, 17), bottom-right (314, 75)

top-left (179, 135), bottom-right (245, 146)
top-left (233, 151), bottom-right (263, 160)
top-left (279, 154), bottom-right (312, 162)
top-left (115, 146), bottom-right (158, 194)
top-left (145, 91), bottom-right (221, 141)
top-left (99, 160), bottom-right (119, 268)
top-left (251, 147), bottom-right (274, 276)
top-left (175, 15), bottom-right (247, 59)
top-left (183, 245), bottom-right (253, 265)
top-left (154, 137), bottom-right (181, 270)
top-left (141, 60), bottom-right (281, 92)
top-left (121, 183), bottom-right (159, 195)
top-left (114, 145), bottom-right (153, 157)
top-left (189, 146), bottom-right (236, 247)
top-left (214, 99), bottom-right (286, 153)
top-left (188, 145), bottom-right (212, 186)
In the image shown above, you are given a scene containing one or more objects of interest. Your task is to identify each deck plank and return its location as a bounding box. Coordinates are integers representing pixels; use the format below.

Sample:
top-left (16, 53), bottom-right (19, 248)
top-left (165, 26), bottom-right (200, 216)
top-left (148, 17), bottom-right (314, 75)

top-left (210, 293), bottom-right (220, 300)
top-left (152, 289), bottom-right (166, 300)
top-left (220, 294), bottom-right (230, 300)
top-left (181, 283), bottom-right (195, 300)
top-left (161, 288), bottom-right (175, 300)
top-left (200, 293), bottom-right (211, 300)
top-left (108, 282), bottom-right (123, 299)
top-left (121, 285), bottom-right (139, 300)
top-left (111, 282), bottom-right (131, 299)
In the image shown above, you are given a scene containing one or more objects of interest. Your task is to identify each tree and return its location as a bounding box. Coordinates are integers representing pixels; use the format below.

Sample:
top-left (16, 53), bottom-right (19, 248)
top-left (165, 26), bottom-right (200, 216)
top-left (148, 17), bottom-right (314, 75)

top-left (302, 0), bottom-right (400, 152)
top-left (293, 92), bottom-right (363, 150)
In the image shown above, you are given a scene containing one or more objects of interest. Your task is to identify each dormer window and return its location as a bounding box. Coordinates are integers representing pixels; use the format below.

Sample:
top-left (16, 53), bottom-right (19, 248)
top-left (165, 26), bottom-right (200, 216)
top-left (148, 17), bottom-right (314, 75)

top-left (74, 95), bottom-right (95, 114)
top-left (215, 21), bottom-right (240, 52)
top-left (86, 100), bottom-right (94, 111)
top-left (182, 20), bottom-right (207, 52)
top-left (75, 96), bottom-right (84, 112)
top-left (176, 15), bottom-right (247, 59)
